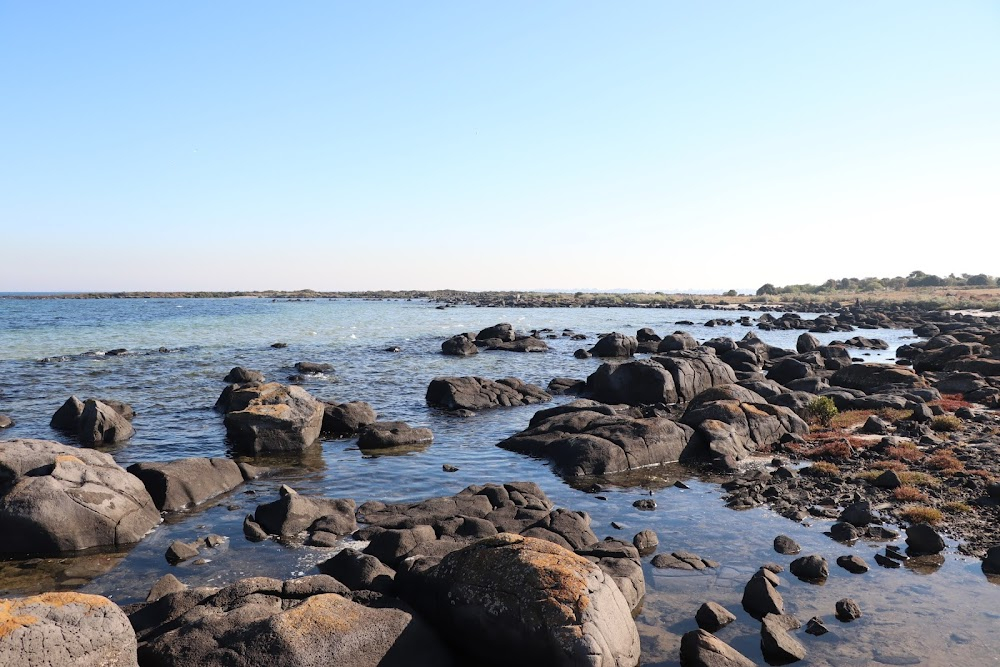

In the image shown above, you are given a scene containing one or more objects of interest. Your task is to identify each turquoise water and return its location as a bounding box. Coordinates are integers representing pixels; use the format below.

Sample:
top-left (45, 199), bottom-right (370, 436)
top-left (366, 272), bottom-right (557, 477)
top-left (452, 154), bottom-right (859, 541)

top-left (0, 297), bottom-right (995, 665)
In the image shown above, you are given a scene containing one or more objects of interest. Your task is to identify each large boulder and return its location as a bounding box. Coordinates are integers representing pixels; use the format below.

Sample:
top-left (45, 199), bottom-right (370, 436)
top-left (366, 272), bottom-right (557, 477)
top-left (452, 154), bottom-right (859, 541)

top-left (477, 323), bottom-right (515, 342)
top-left (222, 383), bottom-right (324, 453)
top-left (591, 333), bottom-right (638, 358)
top-left (426, 376), bottom-right (551, 411)
top-left (652, 351), bottom-right (738, 402)
top-left (78, 399), bottom-right (135, 445)
top-left (135, 577), bottom-right (453, 667)
top-left (0, 439), bottom-right (159, 554)
top-left (322, 401), bottom-right (377, 435)
top-left (679, 628), bottom-right (754, 667)
top-left (586, 360), bottom-right (678, 405)
top-left (410, 533), bottom-right (640, 667)
top-left (830, 363), bottom-right (927, 392)
top-left (442, 334), bottom-right (478, 356)
top-left (657, 331), bottom-right (698, 352)
top-left (585, 352), bottom-right (736, 407)
top-left (251, 485), bottom-right (356, 537)
top-left (497, 402), bottom-right (699, 476)
top-left (127, 457), bottom-right (258, 512)
top-left (681, 400), bottom-right (808, 460)
top-left (0, 592), bottom-right (137, 667)
top-left (357, 422), bottom-right (433, 450)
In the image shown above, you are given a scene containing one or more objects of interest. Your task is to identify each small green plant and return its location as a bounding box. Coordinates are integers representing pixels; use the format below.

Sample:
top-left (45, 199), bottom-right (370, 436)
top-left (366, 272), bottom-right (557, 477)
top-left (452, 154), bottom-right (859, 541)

top-left (807, 397), bottom-right (838, 427)
top-left (898, 471), bottom-right (940, 487)
top-left (930, 415), bottom-right (962, 432)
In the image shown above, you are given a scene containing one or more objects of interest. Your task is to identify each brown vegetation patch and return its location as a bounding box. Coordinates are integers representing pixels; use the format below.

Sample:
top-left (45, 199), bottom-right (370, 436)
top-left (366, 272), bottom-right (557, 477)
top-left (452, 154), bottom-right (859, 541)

top-left (892, 486), bottom-right (928, 502)
top-left (900, 506), bottom-right (944, 525)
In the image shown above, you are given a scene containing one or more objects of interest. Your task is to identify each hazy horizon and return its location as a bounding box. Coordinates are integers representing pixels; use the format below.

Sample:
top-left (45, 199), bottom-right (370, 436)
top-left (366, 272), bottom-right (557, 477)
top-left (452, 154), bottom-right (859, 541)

top-left (2, 2), bottom-right (998, 292)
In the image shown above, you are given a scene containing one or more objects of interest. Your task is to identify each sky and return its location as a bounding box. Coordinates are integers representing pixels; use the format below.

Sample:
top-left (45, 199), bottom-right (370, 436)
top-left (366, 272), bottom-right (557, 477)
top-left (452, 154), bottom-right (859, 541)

top-left (1, 2), bottom-right (998, 292)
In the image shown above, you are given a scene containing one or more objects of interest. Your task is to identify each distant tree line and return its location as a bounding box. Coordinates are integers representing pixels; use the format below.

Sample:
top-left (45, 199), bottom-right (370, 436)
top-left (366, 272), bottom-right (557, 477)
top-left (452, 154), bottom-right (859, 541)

top-left (756, 271), bottom-right (997, 296)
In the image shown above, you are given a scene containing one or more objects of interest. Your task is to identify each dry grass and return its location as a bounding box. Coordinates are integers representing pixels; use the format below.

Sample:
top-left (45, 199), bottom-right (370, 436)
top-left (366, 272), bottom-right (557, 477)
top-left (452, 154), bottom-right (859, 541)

top-left (942, 501), bottom-right (973, 514)
top-left (935, 394), bottom-right (973, 412)
top-left (871, 460), bottom-right (909, 471)
top-left (887, 441), bottom-right (925, 462)
top-left (877, 408), bottom-right (914, 422)
top-left (798, 440), bottom-right (854, 460)
top-left (830, 410), bottom-right (874, 429)
top-left (900, 506), bottom-right (944, 525)
top-left (967, 469), bottom-right (995, 481)
top-left (898, 471), bottom-right (940, 487)
top-left (930, 415), bottom-right (963, 432)
top-left (926, 449), bottom-right (964, 473)
top-left (893, 486), bottom-right (929, 502)
top-left (805, 461), bottom-right (841, 477)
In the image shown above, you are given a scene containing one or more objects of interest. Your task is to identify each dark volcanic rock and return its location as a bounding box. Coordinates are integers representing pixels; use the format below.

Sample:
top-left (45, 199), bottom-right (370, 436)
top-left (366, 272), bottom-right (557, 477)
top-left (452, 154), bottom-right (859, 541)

top-left (322, 401), bottom-right (377, 435)
top-left (831, 363), bottom-right (927, 392)
top-left (442, 333), bottom-right (478, 356)
top-left (128, 457), bottom-right (255, 512)
top-left (0, 439), bottom-right (159, 554)
top-left (591, 332), bottom-right (639, 358)
top-left (497, 400), bottom-right (699, 476)
top-left (679, 629), bottom-right (755, 667)
top-left (78, 399), bottom-right (135, 445)
top-left (294, 361), bottom-right (333, 374)
top-left (317, 548), bottom-right (396, 594)
top-left (905, 523), bottom-right (945, 555)
top-left (789, 554), bottom-right (829, 581)
top-left (761, 613), bottom-right (807, 663)
top-left (357, 421), bottom-right (433, 450)
top-left (222, 383), bottom-right (324, 453)
top-left (695, 601), bottom-right (736, 632)
top-left (477, 322), bottom-right (515, 342)
top-left (224, 366), bottom-right (264, 383)
top-left (681, 397), bottom-right (808, 460)
top-left (773, 535), bottom-right (801, 555)
top-left (406, 533), bottom-right (640, 667)
top-left (426, 376), bottom-right (551, 411)
top-left (835, 598), bottom-right (862, 622)
top-left (0, 592), bottom-right (138, 667)
top-left (134, 577), bottom-right (453, 667)
top-left (252, 486), bottom-right (356, 537)
top-left (836, 555), bottom-right (869, 573)
top-left (742, 573), bottom-right (784, 619)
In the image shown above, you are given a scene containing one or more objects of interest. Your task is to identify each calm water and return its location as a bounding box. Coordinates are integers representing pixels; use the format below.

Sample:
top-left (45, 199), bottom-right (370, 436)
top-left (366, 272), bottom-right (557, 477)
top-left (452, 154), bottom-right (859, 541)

top-left (0, 297), bottom-right (996, 666)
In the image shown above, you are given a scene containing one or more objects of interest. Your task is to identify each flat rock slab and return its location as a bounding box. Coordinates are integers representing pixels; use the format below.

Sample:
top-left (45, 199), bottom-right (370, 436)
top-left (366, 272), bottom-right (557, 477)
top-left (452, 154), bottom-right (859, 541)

top-left (426, 376), bottom-right (551, 411)
top-left (128, 457), bottom-right (257, 512)
top-left (497, 400), bottom-right (700, 477)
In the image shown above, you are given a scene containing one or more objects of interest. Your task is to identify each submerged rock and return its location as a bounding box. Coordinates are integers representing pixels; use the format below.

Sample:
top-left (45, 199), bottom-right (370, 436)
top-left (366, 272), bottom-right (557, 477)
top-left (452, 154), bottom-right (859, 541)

top-left (357, 421), bottom-right (433, 450)
top-left (426, 376), bottom-right (551, 411)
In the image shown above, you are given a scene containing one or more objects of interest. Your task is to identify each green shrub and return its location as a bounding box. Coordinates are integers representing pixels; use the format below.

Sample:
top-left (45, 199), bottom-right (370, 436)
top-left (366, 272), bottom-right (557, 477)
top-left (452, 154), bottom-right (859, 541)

top-left (806, 397), bottom-right (838, 427)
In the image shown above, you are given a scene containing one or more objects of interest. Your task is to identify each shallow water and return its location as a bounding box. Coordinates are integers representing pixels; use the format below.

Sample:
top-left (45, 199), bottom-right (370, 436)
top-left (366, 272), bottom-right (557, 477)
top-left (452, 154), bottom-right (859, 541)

top-left (0, 298), bottom-right (996, 666)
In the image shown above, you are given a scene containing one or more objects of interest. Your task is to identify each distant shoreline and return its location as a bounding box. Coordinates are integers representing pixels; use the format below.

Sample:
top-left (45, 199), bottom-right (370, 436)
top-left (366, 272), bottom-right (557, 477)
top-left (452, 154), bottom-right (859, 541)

top-left (2, 287), bottom-right (999, 314)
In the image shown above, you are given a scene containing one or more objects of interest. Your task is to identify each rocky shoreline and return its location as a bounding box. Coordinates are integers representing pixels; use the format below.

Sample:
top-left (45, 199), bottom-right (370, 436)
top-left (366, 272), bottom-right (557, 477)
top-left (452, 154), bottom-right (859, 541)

top-left (2, 305), bottom-right (1000, 665)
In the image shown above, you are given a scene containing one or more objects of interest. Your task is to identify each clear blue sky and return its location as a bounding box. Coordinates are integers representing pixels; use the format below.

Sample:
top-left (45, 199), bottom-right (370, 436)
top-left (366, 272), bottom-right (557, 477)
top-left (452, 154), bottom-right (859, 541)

top-left (2, 2), bottom-right (998, 292)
